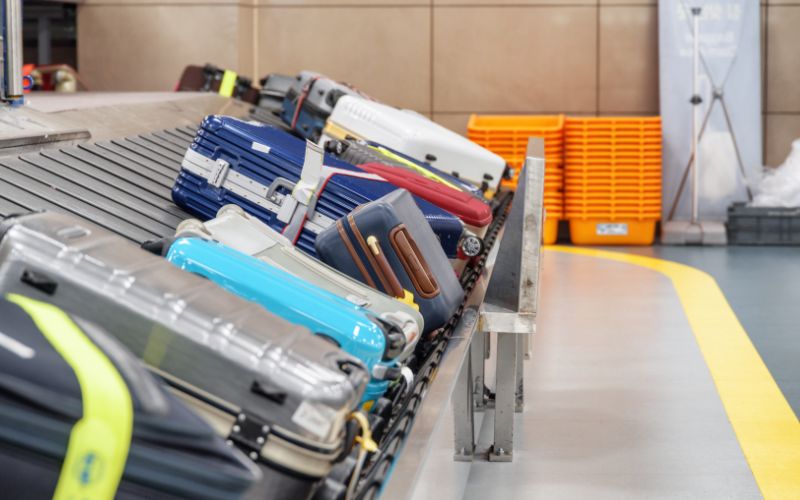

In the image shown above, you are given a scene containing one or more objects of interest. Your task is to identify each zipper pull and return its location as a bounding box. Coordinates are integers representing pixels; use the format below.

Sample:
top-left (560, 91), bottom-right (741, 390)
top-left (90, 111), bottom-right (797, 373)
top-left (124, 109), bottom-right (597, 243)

top-left (367, 236), bottom-right (381, 256)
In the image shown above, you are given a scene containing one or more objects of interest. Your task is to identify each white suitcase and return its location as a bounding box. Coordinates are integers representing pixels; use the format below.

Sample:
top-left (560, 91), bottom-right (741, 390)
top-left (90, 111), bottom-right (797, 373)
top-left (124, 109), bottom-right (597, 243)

top-left (175, 204), bottom-right (423, 361)
top-left (322, 95), bottom-right (509, 188)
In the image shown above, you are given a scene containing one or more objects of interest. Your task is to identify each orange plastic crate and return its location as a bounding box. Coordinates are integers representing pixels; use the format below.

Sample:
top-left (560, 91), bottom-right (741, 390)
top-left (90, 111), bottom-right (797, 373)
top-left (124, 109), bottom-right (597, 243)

top-left (569, 220), bottom-right (657, 245)
top-left (468, 114), bottom-right (565, 134)
top-left (543, 217), bottom-right (559, 245)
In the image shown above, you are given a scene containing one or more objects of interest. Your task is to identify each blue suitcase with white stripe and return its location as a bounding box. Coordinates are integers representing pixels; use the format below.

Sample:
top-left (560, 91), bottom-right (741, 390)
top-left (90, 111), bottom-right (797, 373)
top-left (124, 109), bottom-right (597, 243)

top-left (165, 236), bottom-right (408, 405)
top-left (172, 115), bottom-right (470, 259)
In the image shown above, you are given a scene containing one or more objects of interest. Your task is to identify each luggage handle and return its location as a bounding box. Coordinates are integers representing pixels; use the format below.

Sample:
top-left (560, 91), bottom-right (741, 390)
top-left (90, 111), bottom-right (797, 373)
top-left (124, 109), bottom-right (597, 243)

top-left (266, 176), bottom-right (321, 216)
top-left (266, 176), bottom-right (297, 202)
top-left (389, 226), bottom-right (440, 299)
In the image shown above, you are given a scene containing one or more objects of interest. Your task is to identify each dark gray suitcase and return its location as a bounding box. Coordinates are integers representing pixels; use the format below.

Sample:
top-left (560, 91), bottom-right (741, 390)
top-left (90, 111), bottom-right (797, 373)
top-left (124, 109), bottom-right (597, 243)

top-left (0, 294), bottom-right (260, 499)
top-left (257, 73), bottom-right (295, 114)
top-left (0, 211), bottom-right (370, 500)
top-left (315, 189), bottom-right (465, 334)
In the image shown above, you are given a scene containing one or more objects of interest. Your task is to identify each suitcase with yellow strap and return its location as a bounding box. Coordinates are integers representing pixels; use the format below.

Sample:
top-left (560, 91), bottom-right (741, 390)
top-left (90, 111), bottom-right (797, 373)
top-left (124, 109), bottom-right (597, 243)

top-left (0, 294), bottom-right (260, 499)
top-left (0, 211), bottom-right (370, 500)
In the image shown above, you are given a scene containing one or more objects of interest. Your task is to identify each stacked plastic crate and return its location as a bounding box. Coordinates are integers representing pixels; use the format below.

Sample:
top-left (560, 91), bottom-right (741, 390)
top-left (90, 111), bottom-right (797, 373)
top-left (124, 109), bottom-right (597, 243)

top-left (467, 115), bottom-right (564, 244)
top-left (564, 116), bottom-right (662, 245)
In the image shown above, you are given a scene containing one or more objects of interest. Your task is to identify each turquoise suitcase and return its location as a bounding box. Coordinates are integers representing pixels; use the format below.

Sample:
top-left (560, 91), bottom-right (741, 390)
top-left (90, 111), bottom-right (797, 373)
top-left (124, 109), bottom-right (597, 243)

top-left (165, 237), bottom-right (408, 404)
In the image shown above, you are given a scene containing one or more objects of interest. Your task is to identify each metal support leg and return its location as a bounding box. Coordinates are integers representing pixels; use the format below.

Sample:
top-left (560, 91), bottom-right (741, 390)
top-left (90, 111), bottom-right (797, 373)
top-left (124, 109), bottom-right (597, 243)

top-left (523, 332), bottom-right (531, 360)
top-left (471, 331), bottom-right (486, 411)
top-left (453, 341), bottom-right (475, 461)
top-left (490, 332), bottom-right (517, 462)
top-left (515, 334), bottom-right (525, 412)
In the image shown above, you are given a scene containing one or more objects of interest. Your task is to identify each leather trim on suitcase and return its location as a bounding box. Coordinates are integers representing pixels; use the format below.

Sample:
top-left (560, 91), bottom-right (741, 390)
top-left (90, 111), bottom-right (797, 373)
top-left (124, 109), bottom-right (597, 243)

top-left (389, 225), bottom-right (440, 299)
top-left (336, 219), bottom-right (377, 290)
top-left (346, 214), bottom-right (402, 299)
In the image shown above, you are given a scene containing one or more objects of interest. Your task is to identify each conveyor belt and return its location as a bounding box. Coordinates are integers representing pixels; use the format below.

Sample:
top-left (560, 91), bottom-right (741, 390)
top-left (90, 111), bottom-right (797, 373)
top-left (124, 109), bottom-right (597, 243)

top-left (0, 127), bottom-right (196, 241)
top-left (0, 122), bottom-right (513, 498)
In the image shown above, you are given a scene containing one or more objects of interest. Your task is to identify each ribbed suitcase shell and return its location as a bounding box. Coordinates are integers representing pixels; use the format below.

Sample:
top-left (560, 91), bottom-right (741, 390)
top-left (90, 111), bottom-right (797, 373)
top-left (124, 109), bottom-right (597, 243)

top-left (0, 296), bottom-right (261, 500)
top-left (164, 236), bottom-right (399, 404)
top-left (0, 211), bottom-right (368, 500)
top-left (324, 96), bottom-right (508, 187)
top-left (175, 204), bottom-right (423, 361)
top-left (280, 71), bottom-right (367, 142)
top-left (172, 115), bottom-right (465, 258)
top-left (315, 189), bottom-right (464, 334)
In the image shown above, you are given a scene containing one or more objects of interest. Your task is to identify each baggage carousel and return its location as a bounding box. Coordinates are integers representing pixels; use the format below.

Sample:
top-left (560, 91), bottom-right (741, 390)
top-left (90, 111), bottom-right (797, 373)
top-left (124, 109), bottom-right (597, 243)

top-left (0, 92), bottom-right (542, 499)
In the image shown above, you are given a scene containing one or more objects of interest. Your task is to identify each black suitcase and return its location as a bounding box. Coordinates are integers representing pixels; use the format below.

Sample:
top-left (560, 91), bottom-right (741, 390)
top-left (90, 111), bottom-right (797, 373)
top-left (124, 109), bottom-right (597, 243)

top-left (0, 293), bottom-right (260, 499)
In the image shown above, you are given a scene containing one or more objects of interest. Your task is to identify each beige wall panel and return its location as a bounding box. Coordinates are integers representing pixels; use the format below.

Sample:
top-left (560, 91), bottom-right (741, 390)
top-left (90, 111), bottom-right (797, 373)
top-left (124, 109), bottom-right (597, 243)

top-left (766, 6), bottom-right (800, 112)
top-left (435, 0), bottom-right (594, 5)
top-left (77, 5), bottom-right (243, 91)
top-left (256, 7), bottom-right (431, 112)
top-left (238, 6), bottom-right (256, 78)
top-left (255, 0), bottom-right (427, 5)
top-left (598, 5), bottom-right (658, 113)
top-left (432, 113), bottom-right (471, 136)
top-left (432, 6), bottom-right (597, 114)
top-left (599, 0), bottom-right (656, 4)
top-left (765, 114), bottom-right (800, 166)
top-left (79, 1), bottom-right (252, 6)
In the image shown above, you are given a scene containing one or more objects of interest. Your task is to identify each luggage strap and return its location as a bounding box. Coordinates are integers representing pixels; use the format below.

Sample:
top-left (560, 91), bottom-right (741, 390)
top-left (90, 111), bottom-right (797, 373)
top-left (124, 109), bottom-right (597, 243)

top-left (181, 149), bottom-right (333, 234)
top-left (181, 147), bottom-right (386, 244)
top-left (7, 293), bottom-right (133, 500)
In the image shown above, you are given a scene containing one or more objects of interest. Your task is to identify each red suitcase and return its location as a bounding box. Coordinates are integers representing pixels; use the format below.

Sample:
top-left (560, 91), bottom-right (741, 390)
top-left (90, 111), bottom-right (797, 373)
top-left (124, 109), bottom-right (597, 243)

top-left (358, 162), bottom-right (493, 229)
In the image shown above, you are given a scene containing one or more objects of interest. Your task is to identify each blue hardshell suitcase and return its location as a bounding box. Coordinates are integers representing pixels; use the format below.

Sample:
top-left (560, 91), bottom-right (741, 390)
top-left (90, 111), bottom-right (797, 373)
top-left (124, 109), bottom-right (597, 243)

top-left (172, 115), bottom-right (466, 259)
top-left (315, 189), bottom-right (464, 334)
top-left (165, 237), bottom-right (406, 404)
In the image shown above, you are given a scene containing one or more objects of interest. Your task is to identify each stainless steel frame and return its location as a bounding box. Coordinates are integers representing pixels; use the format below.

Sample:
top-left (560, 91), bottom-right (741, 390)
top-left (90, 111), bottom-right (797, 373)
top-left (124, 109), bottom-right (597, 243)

top-left (381, 139), bottom-right (546, 497)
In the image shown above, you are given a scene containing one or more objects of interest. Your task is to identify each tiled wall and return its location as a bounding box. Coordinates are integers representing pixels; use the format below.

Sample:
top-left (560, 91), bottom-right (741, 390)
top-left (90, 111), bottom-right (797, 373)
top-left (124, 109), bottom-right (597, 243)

top-left (76, 0), bottom-right (799, 165)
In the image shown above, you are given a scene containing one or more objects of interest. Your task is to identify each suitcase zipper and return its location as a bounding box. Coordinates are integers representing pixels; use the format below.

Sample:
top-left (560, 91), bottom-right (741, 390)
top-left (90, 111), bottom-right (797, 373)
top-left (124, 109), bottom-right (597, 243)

top-left (365, 236), bottom-right (404, 299)
top-left (346, 215), bottom-right (400, 298)
top-left (336, 220), bottom-right (377, 289)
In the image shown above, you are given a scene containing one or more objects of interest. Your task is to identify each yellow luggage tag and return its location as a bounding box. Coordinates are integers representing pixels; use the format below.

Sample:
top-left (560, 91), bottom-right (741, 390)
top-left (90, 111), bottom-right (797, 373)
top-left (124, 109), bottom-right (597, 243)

top-left (219, 70), bottom-right (238, 97)
top-left (398, 289), bottom-right (419, 311)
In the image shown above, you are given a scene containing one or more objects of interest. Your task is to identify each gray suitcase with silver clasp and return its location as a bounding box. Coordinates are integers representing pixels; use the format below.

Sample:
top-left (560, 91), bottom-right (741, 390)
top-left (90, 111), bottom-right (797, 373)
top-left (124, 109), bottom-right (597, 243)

top-left (0, 211), bottom-right (369, 500)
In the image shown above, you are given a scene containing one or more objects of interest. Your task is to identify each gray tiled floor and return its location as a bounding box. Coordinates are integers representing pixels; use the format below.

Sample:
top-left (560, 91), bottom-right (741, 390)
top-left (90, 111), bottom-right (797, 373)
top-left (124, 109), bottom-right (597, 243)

top-left (626, 246), bottom-right (800, 417)
top-left (413, 250), bottom-right (761, 499)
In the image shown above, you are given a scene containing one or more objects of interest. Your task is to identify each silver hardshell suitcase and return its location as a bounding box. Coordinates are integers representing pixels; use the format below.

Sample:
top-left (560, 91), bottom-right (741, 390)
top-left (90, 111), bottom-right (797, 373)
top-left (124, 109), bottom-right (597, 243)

top-left (175, 204), bottom-right (424, 361)
top-left (0, 211), bottom-right (369, 500)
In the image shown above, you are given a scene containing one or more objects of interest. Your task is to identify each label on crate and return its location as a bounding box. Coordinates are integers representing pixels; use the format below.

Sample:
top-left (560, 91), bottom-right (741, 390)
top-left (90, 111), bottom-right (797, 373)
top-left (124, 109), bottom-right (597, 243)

top-left (596, 223), bottom-right (628, 236)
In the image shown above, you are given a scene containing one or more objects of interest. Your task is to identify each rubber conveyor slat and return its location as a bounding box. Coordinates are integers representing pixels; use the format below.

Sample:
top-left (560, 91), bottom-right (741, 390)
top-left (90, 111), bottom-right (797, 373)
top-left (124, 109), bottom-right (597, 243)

top-left (0, 127), bottom-right (195, 243)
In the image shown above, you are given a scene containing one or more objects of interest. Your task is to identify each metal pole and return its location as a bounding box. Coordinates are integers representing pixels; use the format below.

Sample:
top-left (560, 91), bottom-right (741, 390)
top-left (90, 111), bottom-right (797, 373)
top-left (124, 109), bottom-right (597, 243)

top-left (3, 0), bottom-right (24, 100)
top-left (690, 6), bottom-right (702, 225)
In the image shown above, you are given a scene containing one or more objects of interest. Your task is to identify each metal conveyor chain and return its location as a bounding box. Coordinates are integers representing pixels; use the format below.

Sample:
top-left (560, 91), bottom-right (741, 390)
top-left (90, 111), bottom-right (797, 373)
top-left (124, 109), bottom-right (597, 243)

top-left (353, 192), bottom-right (513, 500)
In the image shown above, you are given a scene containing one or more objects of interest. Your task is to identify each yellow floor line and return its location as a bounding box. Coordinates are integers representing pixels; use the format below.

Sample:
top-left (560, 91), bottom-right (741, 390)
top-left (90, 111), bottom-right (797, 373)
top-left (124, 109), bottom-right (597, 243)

top-left (547, 246), bottom-right (800, 500)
